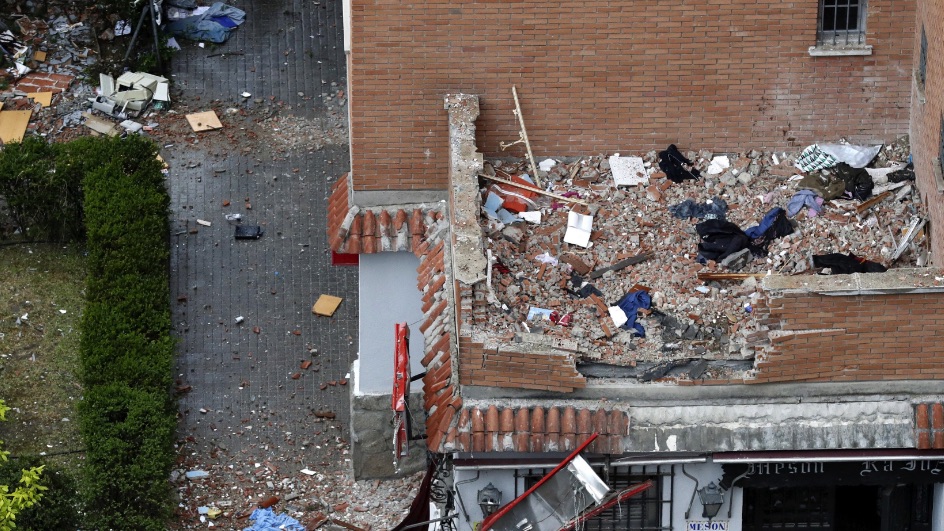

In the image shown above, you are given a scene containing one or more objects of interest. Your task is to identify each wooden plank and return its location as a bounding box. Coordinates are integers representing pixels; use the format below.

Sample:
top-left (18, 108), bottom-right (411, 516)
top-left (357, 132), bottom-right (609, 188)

top-left (588, 252), bottom-right (653, 279)
top-left (479, 174), bottom-right (588, 205)
top-left (185, 110), bottom-right (223, 132)
top-left (0, 110), bottom-right (32, 144)
top-left (81, 112), bottom-right (118, 136)
top-left (697, 272), bottom-right (767, 281)
top-left (854, 190), bottom-right (892, 214)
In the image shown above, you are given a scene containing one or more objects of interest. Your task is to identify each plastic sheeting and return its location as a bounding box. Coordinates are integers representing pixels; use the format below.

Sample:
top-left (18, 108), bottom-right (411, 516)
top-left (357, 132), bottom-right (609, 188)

top-left (242, 508), bottom-right (305, 531)
top-left (816, 143), bottom-right (882, 168)
top-left (166, 2), bottom-right (246, 43)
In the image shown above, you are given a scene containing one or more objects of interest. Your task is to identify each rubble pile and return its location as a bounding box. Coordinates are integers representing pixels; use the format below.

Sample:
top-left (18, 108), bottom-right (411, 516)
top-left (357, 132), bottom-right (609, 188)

top-left (172, 436), bottom-right (422, 529)
top-left (477, 137), bottom-right (926, 371)
top-left (1, 10), bottom-right (105, 142)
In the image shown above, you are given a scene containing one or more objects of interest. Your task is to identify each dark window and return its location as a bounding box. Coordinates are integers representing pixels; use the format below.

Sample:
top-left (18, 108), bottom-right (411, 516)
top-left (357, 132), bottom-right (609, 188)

top-left (918, 26), bottom-right (928, 89)
top-left (518, 464), bottom-right (670, 530)
top-left (743, 484), bottom-right (934, 531)
top-left (818, 0), bottom-right (867, 46)
top-left (939, 115), bottom-right (944, 175)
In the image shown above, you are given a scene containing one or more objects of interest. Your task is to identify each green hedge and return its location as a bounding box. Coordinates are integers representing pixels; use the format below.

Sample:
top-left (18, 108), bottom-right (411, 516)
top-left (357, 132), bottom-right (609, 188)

top-left (0, 136), bottom-right (83, 241)
top-left (77, 135), bottom-right (176, 530)
top-left (78, 385), bottom-right (176, 530)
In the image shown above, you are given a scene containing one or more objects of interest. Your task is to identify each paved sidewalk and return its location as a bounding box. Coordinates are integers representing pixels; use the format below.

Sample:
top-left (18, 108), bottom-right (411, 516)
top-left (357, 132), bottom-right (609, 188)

top-left (157, 1), bottom-right (406, 527)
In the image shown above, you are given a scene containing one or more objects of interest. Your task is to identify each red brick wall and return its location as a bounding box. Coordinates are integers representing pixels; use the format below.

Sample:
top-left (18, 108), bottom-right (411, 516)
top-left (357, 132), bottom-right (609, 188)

top-left (911, 0), bottom-right (944, 261)
top-left (349, 0), bottom-right (915, 192)
top-left (752, 292), bottom-right (944, 383)
top-left (457, 337), bottom-right (586, 392)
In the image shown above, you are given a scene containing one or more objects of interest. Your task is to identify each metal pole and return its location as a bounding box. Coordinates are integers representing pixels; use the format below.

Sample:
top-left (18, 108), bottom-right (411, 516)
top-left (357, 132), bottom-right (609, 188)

top-left (122, 3), bottom-right (150, 63)
top-left (148, 0), bottom-right (163, 71)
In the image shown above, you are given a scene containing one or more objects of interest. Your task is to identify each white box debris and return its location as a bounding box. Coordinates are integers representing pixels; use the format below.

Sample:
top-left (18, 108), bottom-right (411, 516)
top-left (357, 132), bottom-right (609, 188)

top-left (609, 155), bottom-right (648, 186)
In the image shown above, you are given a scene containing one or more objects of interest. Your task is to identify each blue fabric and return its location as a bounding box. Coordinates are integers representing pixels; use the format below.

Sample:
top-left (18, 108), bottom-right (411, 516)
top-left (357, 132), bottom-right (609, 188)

top-left (668, 197), bottom-right (728, 220)
top-left (744, 207), bottom-right (785, 239)
top-left (243, 508), bottom-right (305, 531)
top-left (616, 291), bottom-right (651, 337)
top-left (167, 2), bottom-right (247, 43)
top-left (210, 15), bottom-right (239, 28)
top-left (786, 190), bottom-right (823, 217)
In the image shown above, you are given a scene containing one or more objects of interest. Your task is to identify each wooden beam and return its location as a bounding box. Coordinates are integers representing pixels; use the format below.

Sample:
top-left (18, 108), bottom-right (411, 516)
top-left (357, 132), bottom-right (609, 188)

top-left (855, 190), bottom-right (892, 214)
top-left (511, 85), bottom-right (541, 188)
top-left (479, 174), bottom-right (589, 205)
top-left (697, 272), bottom-right (767, 281)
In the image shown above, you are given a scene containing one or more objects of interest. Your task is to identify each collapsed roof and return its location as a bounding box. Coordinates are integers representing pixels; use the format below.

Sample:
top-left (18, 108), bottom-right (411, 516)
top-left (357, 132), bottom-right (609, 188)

top-left (472, 137), bottom-right (925, 381)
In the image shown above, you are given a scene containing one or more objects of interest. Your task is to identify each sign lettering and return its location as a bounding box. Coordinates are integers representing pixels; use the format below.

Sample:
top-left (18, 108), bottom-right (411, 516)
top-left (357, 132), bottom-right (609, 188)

top-left (687, 521), bottom-right (729, 531)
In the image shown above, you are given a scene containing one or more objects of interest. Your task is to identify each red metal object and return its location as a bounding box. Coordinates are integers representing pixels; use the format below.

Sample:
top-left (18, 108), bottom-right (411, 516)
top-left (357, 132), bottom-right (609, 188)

top-left (331, 251), bottom-right (359, 266)
top-left (480, 433), bottom-right (599, 531)
top-left (392, 323), bottom-right (411, 465)
top-left (559, 480), bottom-right (655, 531)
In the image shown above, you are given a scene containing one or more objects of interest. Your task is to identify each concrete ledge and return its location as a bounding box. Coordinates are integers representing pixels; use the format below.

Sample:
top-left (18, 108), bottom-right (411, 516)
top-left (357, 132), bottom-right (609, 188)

top-left (762, 268), bottom-right (944, 296)
top-left (460, 380), bottom-right (944, 406)
top-left (352, 189), bottom-right (448, 207)
top-left (626, 400), bottom-right (913, 452)
top-left (808, 45), bottom-right (872, 56)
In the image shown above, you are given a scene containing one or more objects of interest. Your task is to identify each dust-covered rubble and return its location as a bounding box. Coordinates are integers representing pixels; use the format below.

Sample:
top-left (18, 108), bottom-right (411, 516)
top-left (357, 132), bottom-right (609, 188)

top-left (473, 137), bottom-right (926, 378)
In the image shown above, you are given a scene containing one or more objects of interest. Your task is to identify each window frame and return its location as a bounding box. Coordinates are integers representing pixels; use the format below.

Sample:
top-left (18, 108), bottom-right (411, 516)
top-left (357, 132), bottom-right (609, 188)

top-left (516, 463), bottom-right (672, 531)
top-left (810, 0), bottom-right (872, 56)
top-left (916, 25), bottom-right (928, 102)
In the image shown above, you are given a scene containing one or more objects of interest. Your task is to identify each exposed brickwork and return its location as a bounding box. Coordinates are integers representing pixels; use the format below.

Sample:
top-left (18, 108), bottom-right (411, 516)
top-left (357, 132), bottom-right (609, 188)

top-left (349, 0), bottom-right (915, 192)
top-left (14, 72), bottom-right (74, 94)
top-left (911, 0), bottom-right (944, 262)
top-left (457, 336), bottom-right (586, 392)
top-left (915, 402), bottom-right (944, 449)
top-left (442, 405), bottom-right (628, 454)
top-left (749, 292), bottom-right (944, 383)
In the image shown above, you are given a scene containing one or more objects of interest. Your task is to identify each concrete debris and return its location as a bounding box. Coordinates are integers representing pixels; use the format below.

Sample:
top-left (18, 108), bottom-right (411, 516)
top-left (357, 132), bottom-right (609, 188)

top-left (95, 71), bottom-right (171, 118)
top-left (476, 138), bottom-right (924, 374)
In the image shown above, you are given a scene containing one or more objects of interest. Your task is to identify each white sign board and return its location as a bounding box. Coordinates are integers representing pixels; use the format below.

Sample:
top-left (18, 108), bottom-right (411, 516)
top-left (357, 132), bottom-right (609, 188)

top-left (687, 522), bottom-right (729, 531)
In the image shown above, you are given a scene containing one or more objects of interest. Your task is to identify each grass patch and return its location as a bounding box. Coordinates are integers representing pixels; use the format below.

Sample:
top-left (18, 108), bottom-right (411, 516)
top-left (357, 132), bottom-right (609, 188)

top-left (0, 243), bottom-right (85, 471)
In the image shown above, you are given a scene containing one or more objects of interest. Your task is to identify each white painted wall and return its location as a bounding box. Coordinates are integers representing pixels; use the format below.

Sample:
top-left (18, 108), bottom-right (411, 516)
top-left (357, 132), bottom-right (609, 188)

top-left (453, 468), bottom-right (520, 531)
top-left (356, 252), bottom-right (425, 395)
top-left (671, 463), bottom-right (742, 531)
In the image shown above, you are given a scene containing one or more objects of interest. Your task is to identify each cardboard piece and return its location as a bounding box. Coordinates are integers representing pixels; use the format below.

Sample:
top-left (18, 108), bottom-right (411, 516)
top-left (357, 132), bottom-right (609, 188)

top-left (0, 110), bottom-right (33, 144)
top-left (81, 112), bottom-right (118, 136)
top-left (186, 111), bottom-right (223, 132)
top-left (312, 295), bottom-right (343, 317)
top-left (33, 50), bottom-right (47, 62)
top-left (27, 92), bottom-right (53, 107)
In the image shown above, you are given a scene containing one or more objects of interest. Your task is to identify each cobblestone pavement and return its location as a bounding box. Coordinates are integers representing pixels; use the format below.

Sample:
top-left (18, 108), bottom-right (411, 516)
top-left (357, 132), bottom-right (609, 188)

top-left (160, 1), bottom-right (420, 528)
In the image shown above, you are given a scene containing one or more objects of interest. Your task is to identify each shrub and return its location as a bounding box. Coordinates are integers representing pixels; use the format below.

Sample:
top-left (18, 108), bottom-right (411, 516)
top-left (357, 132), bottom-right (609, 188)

top-left (0, 456), bottom-right (82, 530)
top-left (0, 136), bottom-right (82, 241)
top-left (79, 385), bottom-right (175, 530)
top-left (77, 134), bottom-right (175, 529)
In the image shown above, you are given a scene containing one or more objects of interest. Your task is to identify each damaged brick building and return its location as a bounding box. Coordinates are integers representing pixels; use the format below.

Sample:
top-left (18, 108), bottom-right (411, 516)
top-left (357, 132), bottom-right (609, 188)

top-left (331, 0), bottom-right (944, 529)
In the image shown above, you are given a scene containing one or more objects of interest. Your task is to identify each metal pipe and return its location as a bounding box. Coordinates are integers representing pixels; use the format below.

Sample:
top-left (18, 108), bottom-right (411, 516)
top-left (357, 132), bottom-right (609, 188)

top-left (727, 470), bottom-right (750, 519)
top-left (399, 514), bottom-right (458, 530)
top-left (452, 469), bottom-right (479, 523)
top-left (681, 464), bottom-right (700, 520)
